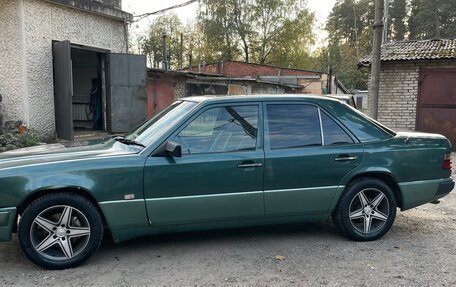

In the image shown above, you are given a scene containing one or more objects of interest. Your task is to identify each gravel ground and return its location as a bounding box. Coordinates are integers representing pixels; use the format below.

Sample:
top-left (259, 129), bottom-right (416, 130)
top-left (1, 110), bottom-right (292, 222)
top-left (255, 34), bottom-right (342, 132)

top-left (0, 156), bottom-right (455, 286)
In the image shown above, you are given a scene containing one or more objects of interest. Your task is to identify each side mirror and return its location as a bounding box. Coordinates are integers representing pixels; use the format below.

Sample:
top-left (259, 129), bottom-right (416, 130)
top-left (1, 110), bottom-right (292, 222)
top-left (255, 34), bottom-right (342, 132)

top-left (152, 141), bottom-right (182, 157)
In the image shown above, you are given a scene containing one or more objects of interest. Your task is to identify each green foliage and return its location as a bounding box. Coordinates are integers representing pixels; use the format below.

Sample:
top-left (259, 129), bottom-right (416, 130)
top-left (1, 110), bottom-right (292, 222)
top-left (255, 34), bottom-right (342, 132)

top-left (196, 0), bottom-right (314, 64)
top-left (389, 0), bottom-right (407, 40)
top-left (139, 13), bottom-right (184, 69)
top-left (408, 0), bottom-right (456, 39)
top-left (310, 0), bottom-right (374, 91)
top-left (0, 130), bottom-right (43, 152)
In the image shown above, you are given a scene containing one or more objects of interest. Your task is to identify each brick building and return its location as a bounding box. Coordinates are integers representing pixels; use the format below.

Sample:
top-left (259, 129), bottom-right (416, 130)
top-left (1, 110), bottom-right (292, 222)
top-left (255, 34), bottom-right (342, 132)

top-left (187, 60), bottom-right (349, 95)
top-left (360, 39), bottom-right (456, 148)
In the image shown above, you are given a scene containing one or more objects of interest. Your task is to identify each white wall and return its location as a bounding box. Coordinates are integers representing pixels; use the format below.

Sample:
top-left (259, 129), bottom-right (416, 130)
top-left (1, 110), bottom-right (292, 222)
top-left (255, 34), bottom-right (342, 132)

top-left (0, 0), bottom-right (128, 136)
top-left (0, 1), bottom-right (28, 130)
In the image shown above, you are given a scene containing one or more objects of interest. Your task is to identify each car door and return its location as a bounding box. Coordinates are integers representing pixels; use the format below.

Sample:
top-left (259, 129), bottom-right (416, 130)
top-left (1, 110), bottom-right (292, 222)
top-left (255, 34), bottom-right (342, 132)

top-left (263, 102), bottom-right (364, 217)
top-left (143, 103), bottom-right (264, 226)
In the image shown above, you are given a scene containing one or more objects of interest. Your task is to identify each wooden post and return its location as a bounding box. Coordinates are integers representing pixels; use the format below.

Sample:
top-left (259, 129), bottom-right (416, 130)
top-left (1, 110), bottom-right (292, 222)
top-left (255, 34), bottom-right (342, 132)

top-left (369, 0), bottom-right (384, 120)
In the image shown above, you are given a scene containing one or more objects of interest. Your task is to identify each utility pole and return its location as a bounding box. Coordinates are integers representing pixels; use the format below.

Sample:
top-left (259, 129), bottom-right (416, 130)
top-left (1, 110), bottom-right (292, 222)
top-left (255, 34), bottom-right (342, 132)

top-left (369, 0), bottom-right (384, 120)
top-left (162, 32), bottom-right (168, 70)
top-left (180, 33), bottom-right (184, 70)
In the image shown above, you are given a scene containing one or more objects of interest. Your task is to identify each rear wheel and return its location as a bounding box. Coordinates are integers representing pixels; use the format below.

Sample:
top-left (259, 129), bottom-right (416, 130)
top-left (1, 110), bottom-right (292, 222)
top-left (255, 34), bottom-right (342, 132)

top-left (18, 193), bottom-right (103, 269)
top-left (332, 178), bottom-right (397, 241)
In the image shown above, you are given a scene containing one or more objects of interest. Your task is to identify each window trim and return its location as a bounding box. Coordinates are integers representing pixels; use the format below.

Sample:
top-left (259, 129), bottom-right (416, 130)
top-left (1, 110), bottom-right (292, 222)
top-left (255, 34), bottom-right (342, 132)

top-left (164, 102), bottom-right (263, 156)
top-left (317, 108), bottom-right (325, 146)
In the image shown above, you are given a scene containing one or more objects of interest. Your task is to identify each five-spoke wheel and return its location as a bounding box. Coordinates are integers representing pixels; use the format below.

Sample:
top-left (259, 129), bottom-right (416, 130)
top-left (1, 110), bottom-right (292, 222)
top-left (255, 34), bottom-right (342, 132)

top-left (18, 193), bottom-right (103, 269)
top-left (332, 178), bottom-right (397, 241)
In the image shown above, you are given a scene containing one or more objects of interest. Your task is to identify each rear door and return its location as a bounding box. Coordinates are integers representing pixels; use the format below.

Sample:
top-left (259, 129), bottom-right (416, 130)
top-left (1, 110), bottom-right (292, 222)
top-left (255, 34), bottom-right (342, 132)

top-left (263, 102), bottom-right (363, 216)
top-left (144, 103), bottom-right (265, 225)
top-left (107, 53), bottom-right (147, 133)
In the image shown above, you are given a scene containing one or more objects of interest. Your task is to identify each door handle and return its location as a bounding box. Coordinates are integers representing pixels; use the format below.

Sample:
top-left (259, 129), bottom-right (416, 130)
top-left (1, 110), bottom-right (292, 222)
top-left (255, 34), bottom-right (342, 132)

top-left (237, 163), bottom-right (263, 168)
top-left (335, 155), bottom-right (358, 161)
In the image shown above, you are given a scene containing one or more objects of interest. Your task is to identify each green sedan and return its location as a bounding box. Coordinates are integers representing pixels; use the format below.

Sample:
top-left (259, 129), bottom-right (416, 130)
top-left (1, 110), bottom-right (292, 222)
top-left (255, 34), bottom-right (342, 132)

top-left (0, 95), bottom-right (453, 269)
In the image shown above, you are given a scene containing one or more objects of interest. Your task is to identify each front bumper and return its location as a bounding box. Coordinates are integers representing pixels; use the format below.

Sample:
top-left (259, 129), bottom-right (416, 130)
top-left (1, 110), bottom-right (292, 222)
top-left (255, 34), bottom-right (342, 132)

top-left (0, 207), bottom-right (16, 242)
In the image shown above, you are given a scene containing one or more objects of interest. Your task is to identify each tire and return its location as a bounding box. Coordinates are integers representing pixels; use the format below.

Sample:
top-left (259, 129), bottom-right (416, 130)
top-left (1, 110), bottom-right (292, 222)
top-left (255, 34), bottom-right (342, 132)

top-left (18, 193), bottom-right (103, 269)
top-left (332, 178), bottom-right (397, 241)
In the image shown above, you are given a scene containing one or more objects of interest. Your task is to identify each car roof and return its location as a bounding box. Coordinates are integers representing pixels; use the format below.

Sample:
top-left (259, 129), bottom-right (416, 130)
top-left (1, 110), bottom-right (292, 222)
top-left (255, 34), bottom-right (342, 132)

top-left (181, 94), bottom-right (343, 104)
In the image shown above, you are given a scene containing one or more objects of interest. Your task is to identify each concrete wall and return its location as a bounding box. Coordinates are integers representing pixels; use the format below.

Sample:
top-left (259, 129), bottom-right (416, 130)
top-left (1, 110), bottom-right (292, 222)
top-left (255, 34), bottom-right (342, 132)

top-left (0, 0), bottom-right (128, 136)
top-left (0, 1), bottom-right (28, 132)
top-left (368, 60), bottom-right (456, 131)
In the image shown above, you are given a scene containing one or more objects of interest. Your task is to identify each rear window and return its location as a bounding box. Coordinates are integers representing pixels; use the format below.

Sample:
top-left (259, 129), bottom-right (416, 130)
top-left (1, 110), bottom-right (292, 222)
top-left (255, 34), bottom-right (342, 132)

top-left (322, 101), bottom-right (394, 142)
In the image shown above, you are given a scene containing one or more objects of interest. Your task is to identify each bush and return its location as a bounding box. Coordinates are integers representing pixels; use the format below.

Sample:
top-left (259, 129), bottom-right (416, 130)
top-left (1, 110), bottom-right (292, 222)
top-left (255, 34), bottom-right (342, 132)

top-left (0, 130), bottom-right (44, 152)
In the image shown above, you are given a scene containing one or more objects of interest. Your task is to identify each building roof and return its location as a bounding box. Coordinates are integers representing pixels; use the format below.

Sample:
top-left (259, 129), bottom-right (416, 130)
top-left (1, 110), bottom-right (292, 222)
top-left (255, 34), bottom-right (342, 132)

top-left (185, 60), bottom-right (323, 77)
top-left (359, 39), bottom-right (456, 66)
top-left (45, 0), bottom-right (132, 21)
top-left (146, 68), bottom-right (303, 89)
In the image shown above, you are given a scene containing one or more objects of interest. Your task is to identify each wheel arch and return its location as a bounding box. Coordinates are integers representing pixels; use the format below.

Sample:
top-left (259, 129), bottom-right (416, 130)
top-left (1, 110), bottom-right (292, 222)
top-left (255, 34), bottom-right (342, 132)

top-left (341, 172), bottom-right (403, 209)
top-left (15, 187), bottom-right (109, 232)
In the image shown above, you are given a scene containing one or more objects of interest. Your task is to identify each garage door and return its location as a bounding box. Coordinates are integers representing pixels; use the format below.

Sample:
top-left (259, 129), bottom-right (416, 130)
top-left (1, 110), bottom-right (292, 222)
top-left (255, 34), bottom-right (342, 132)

top-left (417, 68), bottom-right (456, 149)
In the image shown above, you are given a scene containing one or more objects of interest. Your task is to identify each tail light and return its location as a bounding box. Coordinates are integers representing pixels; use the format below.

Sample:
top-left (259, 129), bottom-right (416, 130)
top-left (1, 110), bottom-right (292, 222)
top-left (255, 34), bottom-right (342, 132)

top-left (442, 153), bottom-right (452, 170)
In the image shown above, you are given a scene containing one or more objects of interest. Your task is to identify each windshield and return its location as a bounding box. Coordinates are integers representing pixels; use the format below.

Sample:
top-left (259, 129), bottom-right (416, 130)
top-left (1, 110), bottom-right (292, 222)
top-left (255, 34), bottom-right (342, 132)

top-left (125, 100), bottom-right (197, 146)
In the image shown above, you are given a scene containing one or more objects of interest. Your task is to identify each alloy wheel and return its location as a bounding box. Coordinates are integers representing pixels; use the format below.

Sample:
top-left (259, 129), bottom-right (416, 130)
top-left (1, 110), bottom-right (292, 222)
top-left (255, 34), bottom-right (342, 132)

top-left (30, 205), bottom-right (91, 260)
top-left (348, 188), bottom-right (390, 234)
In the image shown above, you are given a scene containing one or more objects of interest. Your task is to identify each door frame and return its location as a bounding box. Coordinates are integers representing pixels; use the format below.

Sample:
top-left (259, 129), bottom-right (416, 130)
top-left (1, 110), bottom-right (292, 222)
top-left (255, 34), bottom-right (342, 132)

top-left (52, 40), bottom-right (110, 140)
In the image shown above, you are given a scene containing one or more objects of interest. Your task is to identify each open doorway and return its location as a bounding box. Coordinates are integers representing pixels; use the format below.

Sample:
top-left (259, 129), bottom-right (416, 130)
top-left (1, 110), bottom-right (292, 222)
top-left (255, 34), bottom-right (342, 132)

top-left (53, 40), bottom-right (147, 141)
top-left (71, 48), bottom-right (106, 137)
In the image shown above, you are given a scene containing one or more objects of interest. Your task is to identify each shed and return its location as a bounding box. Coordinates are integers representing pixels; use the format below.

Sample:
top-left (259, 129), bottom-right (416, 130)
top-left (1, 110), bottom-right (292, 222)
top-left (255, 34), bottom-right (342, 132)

top-left (0, 0), bottom-right (147, 141)
top-left (360, 39), bottom-right (456, 148)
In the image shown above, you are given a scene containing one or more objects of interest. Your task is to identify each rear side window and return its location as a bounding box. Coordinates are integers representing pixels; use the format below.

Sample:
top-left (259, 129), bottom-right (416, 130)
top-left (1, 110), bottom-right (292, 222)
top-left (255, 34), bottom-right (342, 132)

top-left (320, 112), bottom-right (354, 145)
top-left (266, 104), bottom-right (322, 149)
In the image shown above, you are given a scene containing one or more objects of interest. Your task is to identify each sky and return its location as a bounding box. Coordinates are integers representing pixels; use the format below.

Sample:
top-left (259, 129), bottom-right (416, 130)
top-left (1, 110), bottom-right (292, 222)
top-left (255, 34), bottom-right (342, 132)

top-left (122, 0), bottom-right (337, 48)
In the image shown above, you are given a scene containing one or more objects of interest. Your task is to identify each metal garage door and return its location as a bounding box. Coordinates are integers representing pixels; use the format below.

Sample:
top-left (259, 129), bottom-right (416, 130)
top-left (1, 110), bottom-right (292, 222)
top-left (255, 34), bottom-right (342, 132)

top-left (417, 68), bottom-right (456, 149)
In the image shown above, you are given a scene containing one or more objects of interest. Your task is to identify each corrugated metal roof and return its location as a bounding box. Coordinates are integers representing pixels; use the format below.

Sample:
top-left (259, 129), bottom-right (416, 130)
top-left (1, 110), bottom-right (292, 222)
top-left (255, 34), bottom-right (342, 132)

top-left (359, 39), bottom-right (456, 66)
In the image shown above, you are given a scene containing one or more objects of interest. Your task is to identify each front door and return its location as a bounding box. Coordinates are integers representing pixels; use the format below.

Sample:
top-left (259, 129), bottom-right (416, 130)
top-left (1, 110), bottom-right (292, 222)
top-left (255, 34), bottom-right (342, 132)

top-left (263, 102), bottom-right (363, 216)
top-left (144, 103), bottom-right (264, 226)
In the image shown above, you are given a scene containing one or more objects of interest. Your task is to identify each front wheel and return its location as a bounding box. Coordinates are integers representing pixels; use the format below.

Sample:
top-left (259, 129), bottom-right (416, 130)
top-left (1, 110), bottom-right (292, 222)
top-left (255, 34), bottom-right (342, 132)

top-left (332, 178), bottom-right (397, 241)
top-left (18, 193), bottom-right (103, 269)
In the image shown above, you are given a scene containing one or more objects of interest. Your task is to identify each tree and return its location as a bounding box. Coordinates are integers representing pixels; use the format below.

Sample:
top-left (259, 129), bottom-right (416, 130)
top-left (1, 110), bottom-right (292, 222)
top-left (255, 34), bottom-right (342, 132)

top-left (139, 13), bottom-right (184, 69)
top-left (408, 0), bottom-right (456, 39)
top-left (389, 0), bottom-right (407, 40)
top-left (319, 0), bottom-right (374, 90)
top-left (197, 0), bottom-right (314, 64)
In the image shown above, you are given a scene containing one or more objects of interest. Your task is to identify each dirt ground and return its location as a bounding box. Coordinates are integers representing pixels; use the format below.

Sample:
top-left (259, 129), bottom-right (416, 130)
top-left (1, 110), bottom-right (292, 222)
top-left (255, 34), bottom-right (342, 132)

top-left (0, 156), bottom-right (455, 286)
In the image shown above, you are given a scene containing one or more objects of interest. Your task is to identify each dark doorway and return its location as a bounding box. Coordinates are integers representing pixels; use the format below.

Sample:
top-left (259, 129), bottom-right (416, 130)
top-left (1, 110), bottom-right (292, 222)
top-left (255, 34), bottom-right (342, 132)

top-left (71, 48), bottom-right (106, 133)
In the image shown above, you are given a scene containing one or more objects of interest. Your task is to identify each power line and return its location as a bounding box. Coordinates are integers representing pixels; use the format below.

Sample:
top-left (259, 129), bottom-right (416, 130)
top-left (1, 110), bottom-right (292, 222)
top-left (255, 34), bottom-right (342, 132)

top-left (131, 0), bottom-right (199, 23)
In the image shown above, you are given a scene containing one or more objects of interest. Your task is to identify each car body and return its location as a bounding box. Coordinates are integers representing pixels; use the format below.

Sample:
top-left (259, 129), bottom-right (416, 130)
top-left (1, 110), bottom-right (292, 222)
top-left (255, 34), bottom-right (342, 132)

top-left (0, 95), bottom-right (453, 269)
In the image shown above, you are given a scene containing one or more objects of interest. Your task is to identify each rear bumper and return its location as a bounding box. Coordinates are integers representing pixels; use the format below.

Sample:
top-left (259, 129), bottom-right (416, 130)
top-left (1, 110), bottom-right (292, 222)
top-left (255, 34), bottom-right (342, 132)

top-left (399, 178), bottom-right (454, 211)
top-left (0, 207), bottom-right (16, 242)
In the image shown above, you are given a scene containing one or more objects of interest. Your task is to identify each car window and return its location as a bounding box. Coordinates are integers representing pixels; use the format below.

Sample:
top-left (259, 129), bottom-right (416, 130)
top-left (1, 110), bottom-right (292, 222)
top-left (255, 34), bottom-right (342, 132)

top-left (174, 105), bottom-right (258, 154)
top-left (320, 111), bottom-right (354, 145)
top-left (266, 104), bottom-right (321, 149)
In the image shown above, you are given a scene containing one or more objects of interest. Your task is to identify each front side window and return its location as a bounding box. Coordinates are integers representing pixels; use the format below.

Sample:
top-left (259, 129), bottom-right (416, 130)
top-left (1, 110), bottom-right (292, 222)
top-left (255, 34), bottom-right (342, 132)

top-left (174, 105), bottom-right (258, 154)
top-left (266, 104), bottom-right (322, 149)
